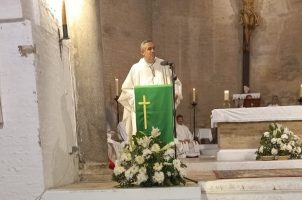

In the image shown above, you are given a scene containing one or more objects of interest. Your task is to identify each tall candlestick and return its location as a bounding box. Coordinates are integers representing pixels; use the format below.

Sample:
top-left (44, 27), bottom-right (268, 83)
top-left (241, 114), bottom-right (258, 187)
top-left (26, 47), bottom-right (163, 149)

top-left (62, 0), bottom-right (67, 25)
top-left (193, 88), bottom-right (196, 102)
top-left (61, 0), bottom-right (69, 39)
top-left (224, 90), bottom-right (229, 101)
top-left (115, 78), bottom-right (119, 96)
top-left (300, 84), bottom-right (302, 97)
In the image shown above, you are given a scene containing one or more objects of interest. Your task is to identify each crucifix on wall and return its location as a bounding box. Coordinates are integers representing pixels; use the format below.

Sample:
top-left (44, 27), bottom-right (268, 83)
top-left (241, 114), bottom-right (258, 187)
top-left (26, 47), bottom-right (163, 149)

top-left (240, 0), bottom-right (260, 92)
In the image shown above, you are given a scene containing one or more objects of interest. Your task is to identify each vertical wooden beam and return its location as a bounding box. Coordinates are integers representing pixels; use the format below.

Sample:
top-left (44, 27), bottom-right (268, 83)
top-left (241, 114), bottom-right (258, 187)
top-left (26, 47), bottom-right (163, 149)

top-left (242, 49), bottom-right (250, 92)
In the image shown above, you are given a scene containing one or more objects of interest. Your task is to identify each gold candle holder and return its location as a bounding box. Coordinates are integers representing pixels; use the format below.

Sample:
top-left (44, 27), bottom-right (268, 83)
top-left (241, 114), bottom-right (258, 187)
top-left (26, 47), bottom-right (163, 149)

top-left (298, 97), bottom-right (302, 105)
top-left (223, 100), bottom-right (231, 108)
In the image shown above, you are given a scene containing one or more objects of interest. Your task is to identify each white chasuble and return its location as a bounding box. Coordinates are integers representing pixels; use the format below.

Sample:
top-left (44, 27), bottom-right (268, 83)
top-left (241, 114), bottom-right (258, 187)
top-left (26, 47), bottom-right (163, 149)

top-left (118, 57), bottom-right (182, 141)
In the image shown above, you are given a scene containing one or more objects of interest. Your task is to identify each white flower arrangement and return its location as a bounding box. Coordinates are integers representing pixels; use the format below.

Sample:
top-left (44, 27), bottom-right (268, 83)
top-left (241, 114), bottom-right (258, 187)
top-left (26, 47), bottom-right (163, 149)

top-left (112, 127), bottom-right (187, 187)
top-left (255, 123), bottom-right (302, 160)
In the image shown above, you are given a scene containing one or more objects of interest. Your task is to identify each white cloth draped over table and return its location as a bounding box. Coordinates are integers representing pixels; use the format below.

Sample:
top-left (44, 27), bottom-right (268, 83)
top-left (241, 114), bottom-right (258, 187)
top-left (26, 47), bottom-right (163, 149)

top-left (197, 128), bottom-right (213, 142)
top-left (232, 93), bottom-right (260, 100)
top-left (118, 57), bottom-right (183, 141)
top-left (211, 106), bottom-right (302, 128)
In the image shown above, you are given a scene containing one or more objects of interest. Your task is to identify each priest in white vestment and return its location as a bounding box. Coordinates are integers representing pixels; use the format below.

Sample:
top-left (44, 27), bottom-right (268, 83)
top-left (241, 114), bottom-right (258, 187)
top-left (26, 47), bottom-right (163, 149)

top-left (176, 114), bottom-right (200, 158)
top-left (176, 114), bottom-right (193, 142)
top-left (118, 40), bottom-right (182, 141)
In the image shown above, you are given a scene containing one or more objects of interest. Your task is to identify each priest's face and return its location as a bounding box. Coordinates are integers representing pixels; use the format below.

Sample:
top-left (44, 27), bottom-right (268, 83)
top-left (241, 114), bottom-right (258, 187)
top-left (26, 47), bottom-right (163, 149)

top-left (177, 117), bottom-right (183, 125)
top-left (141, 42), bottom-right (155, 63)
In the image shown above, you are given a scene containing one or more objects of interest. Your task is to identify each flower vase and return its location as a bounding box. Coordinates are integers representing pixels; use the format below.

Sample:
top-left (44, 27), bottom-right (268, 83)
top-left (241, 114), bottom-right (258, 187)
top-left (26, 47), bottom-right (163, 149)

top-left (223, 100), bottom-right (231, 108)
top-left (259, 156), bottom-right (275, 161)
top-left (275, 155), bottom-right (290, 160)
top-left (258, 155), bottom-right (290, 161)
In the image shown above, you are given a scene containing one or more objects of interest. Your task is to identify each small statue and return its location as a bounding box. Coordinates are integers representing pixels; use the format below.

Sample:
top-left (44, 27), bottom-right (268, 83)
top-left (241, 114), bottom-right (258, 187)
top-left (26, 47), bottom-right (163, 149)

top-left (240, 0), bottom-right (260, 51)
top-left (268, 95), bottom-right (279, 107)
top-left (243, 85), bottom-right (250, 94)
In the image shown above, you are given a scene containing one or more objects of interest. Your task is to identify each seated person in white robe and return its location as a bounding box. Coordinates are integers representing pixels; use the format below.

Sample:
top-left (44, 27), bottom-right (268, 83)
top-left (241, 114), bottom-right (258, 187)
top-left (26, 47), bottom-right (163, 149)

top-left (117, 121), bottom-right (127, 142)
top-left (118, 39), bottom-right (182, 141)
top-left (176, 114), bottom-right (200, 158)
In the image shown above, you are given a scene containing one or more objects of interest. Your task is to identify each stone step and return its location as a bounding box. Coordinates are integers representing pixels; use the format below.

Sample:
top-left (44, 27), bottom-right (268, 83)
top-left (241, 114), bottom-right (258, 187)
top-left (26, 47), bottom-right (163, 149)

top-left (79, 161), bottom-right (113, 182)
top-left (51, 159), bottom-right (302, 200)
top-left (80, 161), bottom-right (108, 171)
top-left (199, 177), bottom-right (302, 200)
top-left (43, 185), bottom-right (201, 200)
top-left (185, 158), bottom-right (302, 171)
top-left (80, 173), bottom-right (113, 183)
top-left (45, 177), bottom-right (302, 200)
top-left (80, 167), bottom-right (112, 175)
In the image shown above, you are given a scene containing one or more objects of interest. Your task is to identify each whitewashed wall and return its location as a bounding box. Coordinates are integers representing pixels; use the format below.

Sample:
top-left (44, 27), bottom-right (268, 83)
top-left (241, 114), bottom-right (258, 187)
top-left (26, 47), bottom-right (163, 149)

top-left (0, 1), bottom-right (44, 199)
top-left (34, 0), bottom-right (79, 188)
top-left (0, 0), bottom-right (79, 199)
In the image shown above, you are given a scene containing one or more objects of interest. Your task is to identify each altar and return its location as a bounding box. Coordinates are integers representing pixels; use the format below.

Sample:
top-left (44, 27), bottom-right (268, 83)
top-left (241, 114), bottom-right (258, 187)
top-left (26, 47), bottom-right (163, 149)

top-left (211, 106), bottom-right (302, 160)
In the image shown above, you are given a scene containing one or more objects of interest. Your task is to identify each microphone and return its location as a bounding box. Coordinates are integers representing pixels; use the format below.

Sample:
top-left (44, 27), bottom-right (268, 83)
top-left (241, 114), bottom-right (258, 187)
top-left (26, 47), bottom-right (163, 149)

top-left (160, 60), bottom-right (174, 66)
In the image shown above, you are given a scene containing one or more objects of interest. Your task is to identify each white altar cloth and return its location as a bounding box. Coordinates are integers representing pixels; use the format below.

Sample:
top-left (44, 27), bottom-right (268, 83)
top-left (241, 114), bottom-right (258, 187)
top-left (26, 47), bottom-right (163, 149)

top-left (197, 128), bottom-right (212, 142)
top-left (211, 105), bottom-right (302, 128)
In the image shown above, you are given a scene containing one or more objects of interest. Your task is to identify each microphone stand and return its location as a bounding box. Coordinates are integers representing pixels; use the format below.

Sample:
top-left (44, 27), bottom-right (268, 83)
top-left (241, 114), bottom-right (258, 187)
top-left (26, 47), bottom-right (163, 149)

top-left (299, 97), bottom-right (302, 105)
top-left (192, 101), bottom-right (197, 141)
top-left (114, 95), bottom-right (119, 125)
top-left (169, 63), bottom-right (198, 184)
top-left (169, 63), bottom-right (177, 157)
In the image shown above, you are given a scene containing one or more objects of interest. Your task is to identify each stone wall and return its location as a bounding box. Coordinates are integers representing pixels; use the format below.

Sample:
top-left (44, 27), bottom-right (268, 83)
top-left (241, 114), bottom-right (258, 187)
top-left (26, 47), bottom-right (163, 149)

top-left (251, 0), bottom-right (302, 106)
top-left (99, 0), bottom-right (153, 130)
top-left (102, 0), bottom-right (302, 130)
top-left (152, 0), bottom-right (241, 129)
top-left (68, 0), bottom-right (108, 163)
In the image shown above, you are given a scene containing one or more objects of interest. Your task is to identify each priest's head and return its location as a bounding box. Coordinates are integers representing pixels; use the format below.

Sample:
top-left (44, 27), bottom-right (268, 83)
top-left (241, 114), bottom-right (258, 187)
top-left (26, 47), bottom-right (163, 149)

top-left (176, 114), bottom-right (184, 125)
top-left (140, 39), bottom-right (155, 63)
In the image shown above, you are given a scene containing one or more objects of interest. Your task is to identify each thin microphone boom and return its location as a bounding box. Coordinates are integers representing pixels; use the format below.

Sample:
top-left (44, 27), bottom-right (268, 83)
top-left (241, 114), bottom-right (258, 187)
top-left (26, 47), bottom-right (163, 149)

top-left (160, 60), bottom-right (174, 66)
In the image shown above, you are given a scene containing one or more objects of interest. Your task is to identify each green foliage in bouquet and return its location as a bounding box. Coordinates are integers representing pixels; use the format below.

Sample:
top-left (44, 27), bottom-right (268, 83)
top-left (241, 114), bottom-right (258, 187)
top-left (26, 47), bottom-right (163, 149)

top-left (112, 127), bottom-right (187, 187)
top-left (255, 123), bottom-right (302, 160)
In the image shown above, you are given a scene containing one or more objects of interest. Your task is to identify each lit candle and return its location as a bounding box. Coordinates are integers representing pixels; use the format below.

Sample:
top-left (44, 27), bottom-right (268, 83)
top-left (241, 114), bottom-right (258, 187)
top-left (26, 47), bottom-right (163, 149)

top-left (193, 88), bottom-right (196, 102)
top-left (300, 84), bottom-right (302, 97)
top-left (115, 78), bottom-right (119, 96)
top-left (224, 90), bottom-right (229, 101)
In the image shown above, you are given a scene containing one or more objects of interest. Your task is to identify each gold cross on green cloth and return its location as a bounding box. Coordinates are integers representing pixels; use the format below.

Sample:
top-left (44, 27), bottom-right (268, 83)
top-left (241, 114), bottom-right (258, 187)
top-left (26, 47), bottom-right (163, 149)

top-left (138, 95), bottom-right (151, 129)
